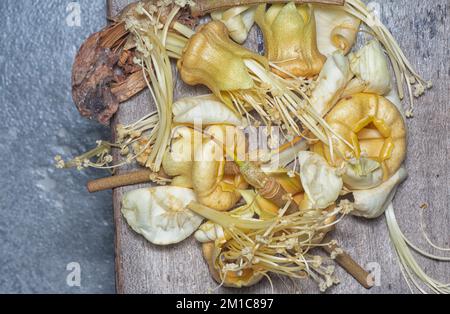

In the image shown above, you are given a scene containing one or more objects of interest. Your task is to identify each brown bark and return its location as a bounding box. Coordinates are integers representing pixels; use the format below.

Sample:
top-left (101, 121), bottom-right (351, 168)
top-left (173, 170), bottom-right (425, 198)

top-left (111, 71), bottom-right (148, 103)
top-left (72, 1), bottom-right (198, 125)
top-left (72, 28), bottom-right (121, 125)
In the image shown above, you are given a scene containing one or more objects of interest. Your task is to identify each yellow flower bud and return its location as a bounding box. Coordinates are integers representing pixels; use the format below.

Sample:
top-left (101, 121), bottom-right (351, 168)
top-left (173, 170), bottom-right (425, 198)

top-left (255, 2), bottom-right (326, 78)
top-left (177, 21), bottom-right (268, 103)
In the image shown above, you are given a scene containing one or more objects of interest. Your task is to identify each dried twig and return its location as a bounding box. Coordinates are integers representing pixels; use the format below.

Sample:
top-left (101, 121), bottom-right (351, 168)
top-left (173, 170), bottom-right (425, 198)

top-left (87, 170), bottom-right (162, 193)
top-left (87, 161), bottom-right (240, 193)
top-left (322, 236), bottom-right (374, 289)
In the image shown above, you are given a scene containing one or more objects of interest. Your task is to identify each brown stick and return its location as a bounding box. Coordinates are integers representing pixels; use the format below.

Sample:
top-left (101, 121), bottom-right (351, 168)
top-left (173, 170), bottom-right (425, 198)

top-left (87, 170), bottom-right (160, 193)
top-left (88, 161), bottom-right (240, 193)
top-left (238, 161), bottom-right (299, 213)
top-left (259, 177), bottom-right (299, 213)
top-left (322, 237), bottom-right (374, 289)
top-left (191, 0), bottom-right (345, 17)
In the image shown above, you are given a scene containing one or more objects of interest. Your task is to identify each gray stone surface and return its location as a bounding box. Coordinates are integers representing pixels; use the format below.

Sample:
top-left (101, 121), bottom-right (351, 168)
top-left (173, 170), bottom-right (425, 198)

top-left (0, 0), bottom-right (115, 293)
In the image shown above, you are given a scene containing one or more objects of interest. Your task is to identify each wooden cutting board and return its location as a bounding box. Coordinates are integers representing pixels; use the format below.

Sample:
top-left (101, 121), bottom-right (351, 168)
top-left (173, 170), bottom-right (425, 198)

top-left (108, 0), bottom-right (450, 294)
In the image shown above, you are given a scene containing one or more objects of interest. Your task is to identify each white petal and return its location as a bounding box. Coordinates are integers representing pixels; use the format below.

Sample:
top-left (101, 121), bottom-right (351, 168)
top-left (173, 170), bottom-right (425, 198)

top-left (352, 167), bottom-right (408, 219)
top-left (211, 6), bottom-right (256, 44)
top-left (173, 94), bottom-right (243, 126)
top-left (194, 222), bottom-right (225, 243)
top-left (314, 4), bottom-right (360, 56)
top-left (343, 158), bottom-right (384, 190)
top-left (310, 51), bottom-right (353, 117)
top-left (121, 186), bottom-right (203, 245)
top-left (344, 40), bottom-right (392, 96)
top-left (298, 151), bottom-right (343, 209)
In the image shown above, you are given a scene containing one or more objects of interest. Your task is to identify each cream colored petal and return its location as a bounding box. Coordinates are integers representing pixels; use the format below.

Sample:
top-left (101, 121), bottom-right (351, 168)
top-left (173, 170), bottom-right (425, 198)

top-left (298, 151), bottom-right (343, 210)
top-left (314, 4), bottom-right (361, 56)
top-left (162, 127), bottom-right (194, 188)
top-left (121, 186), bottom-right (203, 245)
top-left (242, 6), bottom-right (257, 32)
top-left (310, 51), bottom-right (353, 117)
top-left (352, 167), bottom-right (407, 219)
top-left (173, 94), bottom-right (243, 126)
top-left (343, 158), bottom-right (384, 190)
top-left (344, 40), bottom-right (392, 96)
top-left (195, 222), bottom-right (225, 243)
top-left (211, 6), bottom-right (256, 44)
top-left (191, 126), bottom-right (247, 211)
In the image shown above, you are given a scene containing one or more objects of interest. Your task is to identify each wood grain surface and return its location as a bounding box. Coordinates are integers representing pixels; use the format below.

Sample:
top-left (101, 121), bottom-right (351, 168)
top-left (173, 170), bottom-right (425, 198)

top-left (108, 0), bottom-right (450, 294)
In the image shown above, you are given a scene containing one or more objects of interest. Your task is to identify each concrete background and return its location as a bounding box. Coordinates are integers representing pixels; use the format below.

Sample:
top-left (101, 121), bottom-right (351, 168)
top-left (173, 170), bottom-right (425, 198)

top-left (0, 0), bottom-right (115, 293)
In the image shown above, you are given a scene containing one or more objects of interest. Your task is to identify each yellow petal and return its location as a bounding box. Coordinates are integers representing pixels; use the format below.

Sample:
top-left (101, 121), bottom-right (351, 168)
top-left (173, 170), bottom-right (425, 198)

top-left (255, 3), bottom-right (325, 78)
top-left (178, 21), bottom-right (268, 106)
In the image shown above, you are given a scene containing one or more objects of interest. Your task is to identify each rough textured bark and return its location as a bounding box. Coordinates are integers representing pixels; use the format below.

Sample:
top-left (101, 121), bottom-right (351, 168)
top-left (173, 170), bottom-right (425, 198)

top-left (72, 28), bottom-right (120, 125)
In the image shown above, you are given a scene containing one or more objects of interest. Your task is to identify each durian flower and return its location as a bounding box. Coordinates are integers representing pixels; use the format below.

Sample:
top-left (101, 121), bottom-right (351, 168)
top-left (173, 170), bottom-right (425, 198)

top-left (255, 2), bottom-right (326, 78)
top-left (192, 126), bottom-right (248, 211)
top-left (344, 40), bottom-right (392, 96)
top-left (162, 127), bottom-right (195, 188)
top-left (121, 186), bottom-right (203, 245)
top-left (313, 4), bottom-right (361, 56)
top-left (211, 6), bottom-right (257, 44)
top-left (313, 93), bottom-right (407, 185)
top-left (309, 51), bottom-right (353, 117)
top-left (177, 19), bottom-right (346, 147)
top-left (297, 151), bottom-right (343, 210)
top-left (177, 21), bottom-right (268, 105)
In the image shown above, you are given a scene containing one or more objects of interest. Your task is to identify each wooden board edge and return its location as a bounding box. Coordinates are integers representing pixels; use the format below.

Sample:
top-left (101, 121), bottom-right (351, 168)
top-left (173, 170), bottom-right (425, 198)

top-left (106, 0), bottom-right (125, 295)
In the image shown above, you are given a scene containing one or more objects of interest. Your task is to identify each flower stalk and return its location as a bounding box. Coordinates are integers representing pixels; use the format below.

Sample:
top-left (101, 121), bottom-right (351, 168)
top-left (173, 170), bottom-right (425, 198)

top-left (188, 200), bottom-right (347, 291)
top-left (322, 236), bottom-right (374, 289)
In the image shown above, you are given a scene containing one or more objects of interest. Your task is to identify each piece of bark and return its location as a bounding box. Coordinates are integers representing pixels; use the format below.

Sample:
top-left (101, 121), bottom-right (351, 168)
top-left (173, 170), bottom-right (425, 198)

top-left (87, 169), bottom-right (166, 193)
top-left (111, 71), bottom-right (148, 103)
top-left (72, 29), bottom-right (120, 125)
top-left (72, 1), bottom-right (198, 125)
